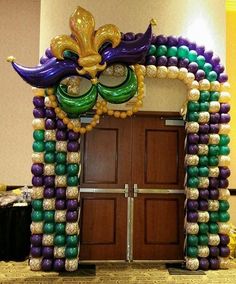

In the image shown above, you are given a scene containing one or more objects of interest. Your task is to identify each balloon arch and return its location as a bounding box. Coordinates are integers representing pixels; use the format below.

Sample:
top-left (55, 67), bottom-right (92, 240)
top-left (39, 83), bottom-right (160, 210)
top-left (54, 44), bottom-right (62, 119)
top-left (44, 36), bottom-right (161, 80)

top-left (8, 6), bottom-right (231, 272)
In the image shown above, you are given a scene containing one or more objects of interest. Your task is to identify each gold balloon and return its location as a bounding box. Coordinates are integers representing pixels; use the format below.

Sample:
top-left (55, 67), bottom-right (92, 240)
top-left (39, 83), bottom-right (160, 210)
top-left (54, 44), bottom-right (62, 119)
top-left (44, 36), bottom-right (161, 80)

top-left (188, 89), bottom-right (200, 101)
top-left (42, 234), bottom-right (54, 246)
top-left (186, 257), bottom-right (199, 271)
top-left (198, 112), bottom-right (210, 123)
top-left (54, 247), bottom-right (66, 258)
top-left (65, 259), bottom-right (79, 272)
top-left (199, 79), bottom-right (210, 90)
top-left (67, 152), bottom-right (80, 163)
top-left (44, 164), bottom-right (55, 175)
top-left (178, 67), bottom-right (188, 80)
top-left (156, 66), bottom-right (168, 78)
top-left (209, 166), bottom-right (219, 177)
top-left (209, 101), bottom-right (220, 113)
top-left (219, 257), bottom-right (230, 269)
top-left (146, 65), bottom-right (157, 78)
top-left (32, 118), bottom-right (45, 130)
top-left (55, 175), bottom-right (67, 187)
top-left (208, 134), bottom-right (220, 145)
top-left (45, 130), bottom-right (56, 141)
top-left (31, 187), bottom-right (44, 199)
top-left (55, 210), bottom-right (67, 222)
top-left (219, 189), bottom-right (230, 200)
top-left (43, 198), bottom-right (55, 210)
top-left (208, 234), bottom-right (220, 246)
top-left (218, 155), bottom-right (231, 167)
top-left (219, 124), bottom-right (231, 135)
top-left (30, 222), bottom-right (43, 234)
top-left (167, 66), bottom-right (179, 79)
top-left (198, 246), bottom-right (209, 257)
top-left (185, 188), bottom-right (199, 200)
top-left (56, 141), bottom-right (67, 152)
top-left (113, 64), bottom-right (126, 77)
top-left (30, 258), bottom-right (42, 271)
top-left (32, 153), bottom-right (44, 163)
top-left (198, 211), bottom-right (210, 223)
top-left (208, 200), bottom-right (219, 211)
top-left (220, 82), bottom-right (230, 91)
top-left (198, 177), bottom-right (209, 188)
top-left (218, 222), bottom-right (230, 234)
top-left (66, 187), bottom-right (80, 199)
top-left (184, 72), bottom-right (195, 85)
top-left (210, 81), bottom-right (220, 91)
top-left (198, 144), bottom-right (208, 156)
top-left (219, 91), bottom-right (231, 103)
top-left (32, 87), bottom-right (45, 97)
top-left (44, 96), bottom-right (52, 108)
top-left (185, 154), bottom-right (199, 166)
top-left (185, 122), bottom-right (199, 133)
top-left (139, 65), bottom-right (146, 76)
top-left (190, 80), bottom-right (200, 90)
top-left (103, 65), bottom-right (114, 76)
top-left (185, 222), bottom-right (199, 234)
top-left (66, 222), bottom-right (80, 235)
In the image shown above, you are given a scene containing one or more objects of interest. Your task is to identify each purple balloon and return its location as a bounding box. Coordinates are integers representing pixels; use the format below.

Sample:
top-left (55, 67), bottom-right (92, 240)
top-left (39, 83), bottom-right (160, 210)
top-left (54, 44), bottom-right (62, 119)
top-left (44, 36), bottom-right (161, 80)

top-left (209, 258), bottom-right (220, 270)
top-left (45, 118), bottom-right (56, 130)
top-left (209, 178), bottom-right (219, 189)
top-left (210, 113), bottom-right (220, 124)
top-left (33, 107), bottom-right (45, 118)
top-left (156, 56), bottom-right (168, 66)
top-left (44, 187), bottom-right (55, 198)
top-left (45, 48), bottom-right (53, 58)
top-left (151, 34), bottom-right (157, 44)
top-left (198, 199), bottom-right (208, 211)
top-left (199, 124), bottom-right (209, 134)
top-left (31, 163), bottom-right (44, 176)
top-left (44, 176), bottom-right (55, 187)
top-left (68, 130), bottom-right (80, 141)
top-left (199, 189), bottom-right (209, 199)
top-left (210, 246), bottom-right (219, 257)
top-left (155, 35), bottom-right (167, 45)
top-left (30, 234), bottom-right (42, 246)
top-left (187, 200), bottom-right (198, 211)
top-left (56, 187), bottom-right (66, 199)
top-left (187, 134), bottom-right (199, 144)
top-left (199, 134), bottom-right (209, 144)
top-left (219, 179), bottom-right (229, 188)
top-left (199, 258), bottom-right (209, 270)
top-left (178, 36), bottom-right (189, 47)
top-left (188, 41), bottom-right (197, 50)
top-left (55, 199), bottom-right (66, 210)
top-left (56, 119), bottom-right (67, 129)
top-left (67, 199), bottom-right (78, 211)
top-left (135, 33), bottom-right (144, 40)
top-left (33, 96), bottom-right (45, 108)
top-left (220, 103), bottom-right (230, 114)
top-left (196, 45), bottom-right (205, 55)
top-left (40, 55), bottom-right (49, 64)
top-left (67, 141), bottom-right (80, 152)
top-left (220, 234), bottom-right (230, 246)
top-left (146, 55), bottom-right (156, 65)
top-left (209, 124), bottom-right (219, 134)
top-left (45, 108), bottom-right (56, 118)
top-left (31, 246), bottom-right (42, 257)
top-left (66, 210), bottom-right (78, 222)
top-left (209, 189), bottom-right (219, 200)
top-left (187, 144), bottom-right (198, 154)
top-left (188, 62), bottom-right (198, 73)
top-left (56, 130), bottom-right (67, 141)
top-left (42, 258), bottom-right (53, 271)
top-left (32, 176), bottom-right (44, 187)
top-left (204, 50), bottom-right (214, 61)
top-left (187, 211), bottom-right (198, 222)
top-left (220, 113), bottom-right (230, 123)
top-left (220, 246), bottom-right (230, 257)
top-left (195, 69), bottom-right (206, 81)
top-left (218, 73), bottom-right (228, 83)
top-left (42, 246), bottom-right (54, 258)
top-left (53, 258), bottom-right (65, 272)
top-left (214, 64), bottom-right (225, 74)
top-left (167, 56), bottom-right (178, 66)
top-left (178, 58), bottom-right (189, 68)
top-left (211, 56), bottom-right (221, 67)
top-left (124, 32), bottom-right (136, 41)
top-left (219, 167), bottom-right (231, 179)
top-left (167, 35), bottom-right (178, 46)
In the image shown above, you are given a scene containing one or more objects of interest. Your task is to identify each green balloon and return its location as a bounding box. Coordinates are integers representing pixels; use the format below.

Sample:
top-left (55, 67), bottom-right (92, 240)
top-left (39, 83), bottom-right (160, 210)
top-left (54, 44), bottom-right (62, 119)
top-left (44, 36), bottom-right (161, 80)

top-left (209, 222), bottom-right (219, 234)
top-left (187, 112), bottom-right (199, 122)
top-left (219, 135), bottom-right (230, 146)
top-left (148, 44), bottom-right (157, 55)
top-left (199, 91), bottom-right (210, 102)
top-left (98, 67), bottom-right (137, 104)
top-left (67, 164), bottom-right (79, 176)
top-left (44, 211), bottom-right (55, 222)
top-left (56, 152), bottom-right (67, 164)
top-left (44, 152), bottom-right (55, 163)
top-left (188, 50), bottom-right (198, 62)
top-left (54, 234), bottom-right (66, 246)
top-left (208, 156), bottom-right (219, 167)
top-left (187, 101), bottom-right (199, 112)
top-left (32, 141), bottom-right (45, 152)
top-left (207, 71), bottom-right (217, 82)
top-left (55, 223), bottom-right (66, 234)
top-left (156, 45), bottom-right (167, 56)
top-left (67, 176), bottom-right (79, 186)
top-left (186, 246), bottom-right (198, 257)
top-left (198, 166), bottom-right (209, 177)
top-left (65, 247), bottom-right (78, 259)
top-left (31, 199), bottom-right (43, 210)
top-left (208, 145), bottom-right (220, 156)
top-left (57, 84), bottom-right (97, 115)
top-left (43, 222), bottom-right (54, 234)
top-left (177, 46), bottom-right (189, 58)
top-left (219, 146), bottom-right (230, 155)
top-left (196, 55), bottom-right (205, 68)
top-left (209, 212), bottom-right (219, 222)
top-left (66, 235), bottom-right (79, 247)
top-left (187, 166), bottom-right (199, 177)
top-left (219, 212), bottom-right (230, 222)
top-left (55, 163), bottom-right (67, 175)
top-left (45, 141), bottom-right (56, 152)
top-left (203, 63), bottom-right (213, 75)
top-left (199, 156), bottom-right (208, 166)
top-left (219, 200), bottom-right (230, 212)
top-left (199, 102), bottom-right (209, 112)
top-left (31, 210), bottom-right (44, 222)
top-left (167, 46), bottom-right (177, 57)
top-left (187, 177), bottom-right (199, 187)
top-left (33, 130), bottom-right (45, 141)
top-left (199, 223), bottom-right (209, 234)
top-left (187, 235), bottom-right (198, 246)
top-left (198, 234), bottom-right (209, 245)
top-left (210, 91), bottom-right (220, 101)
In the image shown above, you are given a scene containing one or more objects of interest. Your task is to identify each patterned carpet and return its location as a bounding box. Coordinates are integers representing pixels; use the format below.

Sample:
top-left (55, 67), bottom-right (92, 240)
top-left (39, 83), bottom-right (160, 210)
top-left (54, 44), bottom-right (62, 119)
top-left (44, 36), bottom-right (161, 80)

top-left (0, 260), bottom-right (236, 284)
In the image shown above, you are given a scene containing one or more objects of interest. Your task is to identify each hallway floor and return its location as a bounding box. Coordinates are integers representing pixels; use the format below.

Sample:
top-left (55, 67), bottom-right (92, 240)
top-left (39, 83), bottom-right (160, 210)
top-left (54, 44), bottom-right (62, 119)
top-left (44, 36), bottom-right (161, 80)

top-left (0, 260), bottom-right (236, 284)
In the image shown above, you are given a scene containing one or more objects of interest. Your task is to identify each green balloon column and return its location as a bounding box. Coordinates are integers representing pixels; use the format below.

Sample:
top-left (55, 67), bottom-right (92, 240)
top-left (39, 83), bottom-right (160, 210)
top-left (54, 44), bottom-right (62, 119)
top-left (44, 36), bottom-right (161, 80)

top-left (8, 6), bottom-right (231, 272)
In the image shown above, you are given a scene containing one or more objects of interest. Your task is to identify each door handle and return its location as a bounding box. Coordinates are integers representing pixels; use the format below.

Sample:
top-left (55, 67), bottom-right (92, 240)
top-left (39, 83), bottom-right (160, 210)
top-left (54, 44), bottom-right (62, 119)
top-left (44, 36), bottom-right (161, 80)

top-left (134, 184), bottom-right (138, 198)
top-left (124, 184), bottom-right (129, 198)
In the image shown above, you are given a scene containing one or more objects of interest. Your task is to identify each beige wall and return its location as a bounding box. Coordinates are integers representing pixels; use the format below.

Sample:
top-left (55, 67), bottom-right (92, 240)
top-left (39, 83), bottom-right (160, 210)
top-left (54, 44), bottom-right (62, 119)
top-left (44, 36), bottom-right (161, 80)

top-left (0, 0), bottom-right (40, 185)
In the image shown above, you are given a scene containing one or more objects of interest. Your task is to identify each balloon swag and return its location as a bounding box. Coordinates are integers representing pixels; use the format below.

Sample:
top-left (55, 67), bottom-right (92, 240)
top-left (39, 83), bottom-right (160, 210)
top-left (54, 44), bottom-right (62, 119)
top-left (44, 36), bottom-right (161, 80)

top-left (8, 6), bottom-right (230, 272)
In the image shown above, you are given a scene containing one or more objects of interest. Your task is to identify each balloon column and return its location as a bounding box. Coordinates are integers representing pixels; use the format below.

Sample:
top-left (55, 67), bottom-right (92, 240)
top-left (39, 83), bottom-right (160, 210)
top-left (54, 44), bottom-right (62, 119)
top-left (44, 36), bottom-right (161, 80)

top-left (8, 6), bottom-right (230, 271)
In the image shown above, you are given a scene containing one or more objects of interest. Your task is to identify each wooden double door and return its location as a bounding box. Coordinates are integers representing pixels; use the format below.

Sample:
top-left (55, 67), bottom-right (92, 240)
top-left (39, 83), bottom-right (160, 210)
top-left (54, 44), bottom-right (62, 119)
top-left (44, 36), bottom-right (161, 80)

top-left (79, 114), bottom-right (185, 261)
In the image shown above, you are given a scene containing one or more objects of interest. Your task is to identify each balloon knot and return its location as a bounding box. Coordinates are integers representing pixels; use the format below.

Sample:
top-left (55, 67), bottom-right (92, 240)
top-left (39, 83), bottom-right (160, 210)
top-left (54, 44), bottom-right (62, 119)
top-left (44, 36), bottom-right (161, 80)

top-left (150, 18), bottom-right (157, 26)
top-left (7, 56), bottom-right (15, 63)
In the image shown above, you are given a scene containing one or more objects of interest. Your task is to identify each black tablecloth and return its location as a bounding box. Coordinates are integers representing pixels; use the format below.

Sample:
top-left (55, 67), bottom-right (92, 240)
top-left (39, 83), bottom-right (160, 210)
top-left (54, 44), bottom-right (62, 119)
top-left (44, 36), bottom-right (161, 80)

top-left (0, 205), bottom-right (31, 261)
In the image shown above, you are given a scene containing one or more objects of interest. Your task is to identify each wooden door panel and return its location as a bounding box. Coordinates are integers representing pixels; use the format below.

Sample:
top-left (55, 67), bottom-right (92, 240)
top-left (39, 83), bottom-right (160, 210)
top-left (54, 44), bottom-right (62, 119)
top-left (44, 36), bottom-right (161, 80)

top-left (80, 193), bottom-right (127, 260)
top-left (133, 194), bottom-right (185, 260)
top-left (132, 115), bottom-right (185, 189)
